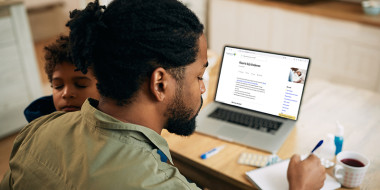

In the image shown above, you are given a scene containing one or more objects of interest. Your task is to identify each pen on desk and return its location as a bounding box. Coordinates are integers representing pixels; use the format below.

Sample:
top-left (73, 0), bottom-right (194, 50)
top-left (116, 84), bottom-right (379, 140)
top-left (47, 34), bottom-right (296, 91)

top-left (201, 145), bottom-right (225, 159)
top-left (311, 140), bottom-right (324, 153)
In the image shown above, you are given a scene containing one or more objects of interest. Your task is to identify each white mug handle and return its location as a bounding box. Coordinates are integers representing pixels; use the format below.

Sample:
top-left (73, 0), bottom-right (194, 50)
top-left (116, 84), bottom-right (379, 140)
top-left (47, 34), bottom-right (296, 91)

top-left (334, 164), bottom-right (344, 183)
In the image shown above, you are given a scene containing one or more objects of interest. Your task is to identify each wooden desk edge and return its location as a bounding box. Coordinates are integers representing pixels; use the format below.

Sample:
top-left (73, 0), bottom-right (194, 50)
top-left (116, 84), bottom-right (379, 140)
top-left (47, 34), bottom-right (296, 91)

top-left (170, 148), bottom-right (255, 190)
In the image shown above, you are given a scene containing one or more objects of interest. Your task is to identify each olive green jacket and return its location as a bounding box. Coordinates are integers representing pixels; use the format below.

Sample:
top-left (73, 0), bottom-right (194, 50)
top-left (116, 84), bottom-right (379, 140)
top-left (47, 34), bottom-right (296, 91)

top-left (0, 99), bottom-right (200, 190)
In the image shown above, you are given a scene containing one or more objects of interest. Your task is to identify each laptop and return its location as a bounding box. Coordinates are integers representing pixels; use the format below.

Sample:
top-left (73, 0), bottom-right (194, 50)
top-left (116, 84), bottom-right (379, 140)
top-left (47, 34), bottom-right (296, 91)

top-left (196, 46), bottom-right (310, 153)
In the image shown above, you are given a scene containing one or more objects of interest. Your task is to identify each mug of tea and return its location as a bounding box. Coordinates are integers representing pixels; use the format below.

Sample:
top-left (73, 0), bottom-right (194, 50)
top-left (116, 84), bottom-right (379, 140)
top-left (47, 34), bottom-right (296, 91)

top-left (334, 151), bottom-right (370, 188)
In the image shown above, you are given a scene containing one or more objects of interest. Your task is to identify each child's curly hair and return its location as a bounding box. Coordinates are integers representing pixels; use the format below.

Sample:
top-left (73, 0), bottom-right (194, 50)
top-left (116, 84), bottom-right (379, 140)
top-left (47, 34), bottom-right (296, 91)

top-left (44, 35), bottom-right (72, 83)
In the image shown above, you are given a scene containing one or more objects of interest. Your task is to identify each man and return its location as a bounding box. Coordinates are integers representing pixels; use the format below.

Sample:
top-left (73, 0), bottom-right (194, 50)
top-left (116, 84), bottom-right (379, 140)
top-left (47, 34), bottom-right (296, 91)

top-left (0, 0), bottom-right (325, 189)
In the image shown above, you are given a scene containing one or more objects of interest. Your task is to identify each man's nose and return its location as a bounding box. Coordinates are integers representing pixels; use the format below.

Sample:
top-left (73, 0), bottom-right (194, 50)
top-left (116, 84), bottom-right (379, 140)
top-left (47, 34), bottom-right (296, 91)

top-left (200, 80), bottom-right (206, 94)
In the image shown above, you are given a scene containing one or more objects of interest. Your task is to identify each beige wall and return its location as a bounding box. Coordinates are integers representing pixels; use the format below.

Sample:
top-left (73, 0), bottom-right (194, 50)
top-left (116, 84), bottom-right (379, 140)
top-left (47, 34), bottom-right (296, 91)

top-left (24, 0), bottom-right (82, 42)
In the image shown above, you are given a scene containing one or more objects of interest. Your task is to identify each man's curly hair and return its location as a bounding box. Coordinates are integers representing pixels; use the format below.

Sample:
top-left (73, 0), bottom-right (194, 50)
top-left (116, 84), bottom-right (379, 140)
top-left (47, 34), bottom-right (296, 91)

top-left (44, 35), bottom-right (72, 83)
top-left (66, 0), bottom-right (204, 105)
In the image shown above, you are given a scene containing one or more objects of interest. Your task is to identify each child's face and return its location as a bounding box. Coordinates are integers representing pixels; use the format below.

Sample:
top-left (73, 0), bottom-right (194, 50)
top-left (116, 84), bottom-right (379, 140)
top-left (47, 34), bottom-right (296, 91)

top-left (51, 62), bottom-right (100, 111)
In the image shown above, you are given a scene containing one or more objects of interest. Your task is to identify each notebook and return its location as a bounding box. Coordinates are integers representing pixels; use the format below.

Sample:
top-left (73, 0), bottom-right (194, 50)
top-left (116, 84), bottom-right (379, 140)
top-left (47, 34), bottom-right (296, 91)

top-left (196, 46), bottom-right (310, 153)
top-left (245, 158), bottom-right (341, 190)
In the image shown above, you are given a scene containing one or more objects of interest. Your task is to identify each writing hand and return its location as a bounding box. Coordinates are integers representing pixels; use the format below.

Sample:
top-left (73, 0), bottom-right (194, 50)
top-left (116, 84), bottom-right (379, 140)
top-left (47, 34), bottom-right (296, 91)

top-left (287, 154), bottom-right (326, 190)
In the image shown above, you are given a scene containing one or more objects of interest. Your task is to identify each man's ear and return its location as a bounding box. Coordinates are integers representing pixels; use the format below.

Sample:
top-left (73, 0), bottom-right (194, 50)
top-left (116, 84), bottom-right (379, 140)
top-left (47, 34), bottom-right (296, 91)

top-left (150, 67), bottom-right (170, 102)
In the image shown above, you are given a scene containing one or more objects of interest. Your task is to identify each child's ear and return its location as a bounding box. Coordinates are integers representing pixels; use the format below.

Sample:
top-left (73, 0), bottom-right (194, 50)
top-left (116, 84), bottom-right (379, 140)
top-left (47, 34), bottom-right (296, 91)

top-left (150, 67), bottom-right (169, 102)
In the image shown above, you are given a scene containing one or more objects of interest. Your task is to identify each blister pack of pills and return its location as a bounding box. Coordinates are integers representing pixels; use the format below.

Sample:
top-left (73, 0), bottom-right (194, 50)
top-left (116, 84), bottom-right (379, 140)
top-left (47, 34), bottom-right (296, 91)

top-left (238, 153), bottom-right (281, 167)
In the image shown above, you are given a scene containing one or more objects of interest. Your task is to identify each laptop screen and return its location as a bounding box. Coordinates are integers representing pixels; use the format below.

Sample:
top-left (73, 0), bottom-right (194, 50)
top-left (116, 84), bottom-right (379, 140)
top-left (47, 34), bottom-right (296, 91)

top-left (214, 46), bottom-right (310, 120)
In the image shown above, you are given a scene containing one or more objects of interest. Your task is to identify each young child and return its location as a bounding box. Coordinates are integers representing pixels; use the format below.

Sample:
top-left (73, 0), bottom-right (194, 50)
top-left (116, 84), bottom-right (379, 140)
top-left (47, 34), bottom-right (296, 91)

top-left (24, 35), bottom-right (100, 122)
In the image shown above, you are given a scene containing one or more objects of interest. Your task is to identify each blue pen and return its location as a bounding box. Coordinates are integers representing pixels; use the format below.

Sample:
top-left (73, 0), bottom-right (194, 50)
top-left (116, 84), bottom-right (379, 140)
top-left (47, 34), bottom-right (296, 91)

top-left (201, 145), bottom-right (225, 159)
top-left (311, 140), bottom-right (324, 153)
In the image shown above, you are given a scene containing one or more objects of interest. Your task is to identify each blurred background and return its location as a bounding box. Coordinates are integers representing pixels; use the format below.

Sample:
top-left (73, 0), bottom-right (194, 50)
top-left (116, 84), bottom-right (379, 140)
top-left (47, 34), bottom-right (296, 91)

top-left (0, 0), bottom-right (379, 137)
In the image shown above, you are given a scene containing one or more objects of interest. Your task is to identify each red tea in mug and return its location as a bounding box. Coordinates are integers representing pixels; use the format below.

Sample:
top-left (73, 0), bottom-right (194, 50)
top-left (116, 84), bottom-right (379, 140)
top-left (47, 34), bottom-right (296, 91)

top-left (341, 158), bottom-right (365, 167)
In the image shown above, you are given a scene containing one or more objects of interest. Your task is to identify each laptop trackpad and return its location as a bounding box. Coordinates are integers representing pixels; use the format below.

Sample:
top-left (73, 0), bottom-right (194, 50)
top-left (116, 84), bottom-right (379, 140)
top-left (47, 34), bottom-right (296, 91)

top-left (216, 125), bottom-right (247, 141)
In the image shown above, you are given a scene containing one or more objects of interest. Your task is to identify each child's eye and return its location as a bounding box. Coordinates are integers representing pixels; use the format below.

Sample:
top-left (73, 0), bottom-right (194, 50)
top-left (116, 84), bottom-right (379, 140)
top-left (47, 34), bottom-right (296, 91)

top-left (52, 85), bottom-right (63, 90)
top-left (75, 84), bottom-right (88, 88)
top-left (198, 77), bottom-right (204, 81)
top-left (51, 80), bottom-right (63, 89)
top-left (75, 79), bottom-right (91, 89)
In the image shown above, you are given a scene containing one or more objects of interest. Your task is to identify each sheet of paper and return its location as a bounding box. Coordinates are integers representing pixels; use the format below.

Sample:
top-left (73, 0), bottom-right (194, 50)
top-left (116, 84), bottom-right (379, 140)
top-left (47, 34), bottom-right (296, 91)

top-left (246, 159), bottom-right (341, 190)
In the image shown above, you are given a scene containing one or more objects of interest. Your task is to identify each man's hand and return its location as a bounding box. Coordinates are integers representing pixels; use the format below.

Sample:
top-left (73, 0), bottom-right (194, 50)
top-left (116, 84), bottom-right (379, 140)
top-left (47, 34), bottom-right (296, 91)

top-left (287, 154), bottom-right (326, 190)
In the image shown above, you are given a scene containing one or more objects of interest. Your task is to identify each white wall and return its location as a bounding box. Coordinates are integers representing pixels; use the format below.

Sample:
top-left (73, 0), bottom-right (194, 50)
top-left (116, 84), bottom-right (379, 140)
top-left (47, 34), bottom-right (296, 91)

top-left (208, 0), bottom-right (380, 92)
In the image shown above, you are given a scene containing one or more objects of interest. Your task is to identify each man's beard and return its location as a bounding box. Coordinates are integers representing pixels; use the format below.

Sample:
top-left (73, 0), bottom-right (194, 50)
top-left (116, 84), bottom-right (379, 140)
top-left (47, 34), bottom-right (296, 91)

top-left (165, 91), bottom-right (203, 136)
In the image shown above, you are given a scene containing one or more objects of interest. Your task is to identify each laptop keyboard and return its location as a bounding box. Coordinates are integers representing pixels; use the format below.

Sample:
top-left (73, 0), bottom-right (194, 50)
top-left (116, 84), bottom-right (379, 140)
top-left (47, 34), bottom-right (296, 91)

top-left (208, 108), bottom-right (282, 134)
